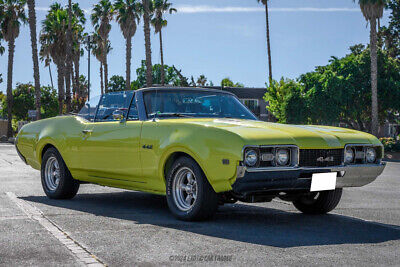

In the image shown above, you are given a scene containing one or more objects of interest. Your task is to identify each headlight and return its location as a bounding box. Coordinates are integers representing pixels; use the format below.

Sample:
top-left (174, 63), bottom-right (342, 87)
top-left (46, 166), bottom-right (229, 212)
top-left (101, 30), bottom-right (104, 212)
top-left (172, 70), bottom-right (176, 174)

top-left (344, 148), bottom-right (354, 163)
top-left (245, 149), bottom-right (259, 167)
top-left (365, 147), bottom-right (376, 163)
top-left (275, 149), bottom-right (289, 166)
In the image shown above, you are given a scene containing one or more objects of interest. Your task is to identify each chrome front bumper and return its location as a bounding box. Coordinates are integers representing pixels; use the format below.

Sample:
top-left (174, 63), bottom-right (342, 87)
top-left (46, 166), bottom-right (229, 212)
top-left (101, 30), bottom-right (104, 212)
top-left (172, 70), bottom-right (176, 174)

top-left (329, 163), bottom-right (386, 187)
top-left (234, 162), bottom-right (386, 193)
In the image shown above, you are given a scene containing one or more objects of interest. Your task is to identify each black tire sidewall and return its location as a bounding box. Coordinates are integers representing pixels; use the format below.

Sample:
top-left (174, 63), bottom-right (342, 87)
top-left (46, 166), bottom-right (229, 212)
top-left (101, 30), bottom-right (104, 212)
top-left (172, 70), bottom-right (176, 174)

top-left (293, 188), bottom-right (343, 214)
top-left (41, 148), bottom-right (78, 199)
top-left (166, 157), bottom-right (216, 221)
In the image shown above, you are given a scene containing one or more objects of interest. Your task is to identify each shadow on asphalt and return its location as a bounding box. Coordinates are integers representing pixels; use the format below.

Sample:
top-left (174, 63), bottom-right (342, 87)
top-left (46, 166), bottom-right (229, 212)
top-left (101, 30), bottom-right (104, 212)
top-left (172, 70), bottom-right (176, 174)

top-left (22, 191), bottom-right (400, 248)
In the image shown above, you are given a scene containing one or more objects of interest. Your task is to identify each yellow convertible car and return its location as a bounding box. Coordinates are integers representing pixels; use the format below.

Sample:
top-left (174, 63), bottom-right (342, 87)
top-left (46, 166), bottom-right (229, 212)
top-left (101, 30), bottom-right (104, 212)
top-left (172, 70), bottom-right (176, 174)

top-left (15, 87), bottom-right (386, 220)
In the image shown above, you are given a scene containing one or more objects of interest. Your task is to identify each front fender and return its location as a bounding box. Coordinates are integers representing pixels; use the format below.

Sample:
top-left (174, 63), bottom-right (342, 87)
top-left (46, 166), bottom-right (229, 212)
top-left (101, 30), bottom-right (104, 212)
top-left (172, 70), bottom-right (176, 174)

top-left (151, 121), bottom-right (245, 193)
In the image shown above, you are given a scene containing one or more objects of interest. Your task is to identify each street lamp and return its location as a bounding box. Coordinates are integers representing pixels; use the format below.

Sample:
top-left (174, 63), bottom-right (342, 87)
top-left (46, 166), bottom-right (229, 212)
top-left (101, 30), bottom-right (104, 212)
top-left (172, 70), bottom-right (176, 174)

top-left (85, 34), bottom-right (92, 101)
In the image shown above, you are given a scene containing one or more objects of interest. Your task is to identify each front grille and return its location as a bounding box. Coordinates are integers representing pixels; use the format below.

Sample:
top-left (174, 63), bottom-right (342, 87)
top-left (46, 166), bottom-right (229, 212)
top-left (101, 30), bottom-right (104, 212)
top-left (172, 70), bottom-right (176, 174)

top-left (299, 149), bottom-right (343, 167)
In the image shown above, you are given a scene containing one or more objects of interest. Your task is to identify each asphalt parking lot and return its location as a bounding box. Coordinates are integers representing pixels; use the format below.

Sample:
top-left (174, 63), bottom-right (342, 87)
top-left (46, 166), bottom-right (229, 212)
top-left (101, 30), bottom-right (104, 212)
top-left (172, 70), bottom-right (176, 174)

top-left (1, 143), bottom-right (399, 266)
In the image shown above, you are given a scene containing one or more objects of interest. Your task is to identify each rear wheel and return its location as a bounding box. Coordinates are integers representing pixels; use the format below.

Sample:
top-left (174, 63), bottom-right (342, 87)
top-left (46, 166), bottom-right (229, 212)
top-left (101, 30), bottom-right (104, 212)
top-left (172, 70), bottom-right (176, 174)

top-left (292, 189), bottom-right (342, 214)
top-left (166, 157), bottom-right (218, 221)
top-left (41, 147), bottom-right (79, 199)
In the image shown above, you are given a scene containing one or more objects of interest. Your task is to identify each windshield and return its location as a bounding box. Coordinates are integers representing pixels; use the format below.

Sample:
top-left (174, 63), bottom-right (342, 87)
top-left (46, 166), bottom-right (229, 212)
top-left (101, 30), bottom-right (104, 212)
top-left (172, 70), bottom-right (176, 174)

top-left (95, 91), bottom-right (134, 121)
top-left (78, 95), bottom-right (101, 121)
top-left (143, 90), bottom-right (258, 120)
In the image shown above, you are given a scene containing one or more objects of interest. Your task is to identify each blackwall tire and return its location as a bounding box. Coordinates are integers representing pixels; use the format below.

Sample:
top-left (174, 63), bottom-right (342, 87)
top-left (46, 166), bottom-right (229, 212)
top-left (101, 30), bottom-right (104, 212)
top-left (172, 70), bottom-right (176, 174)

top-left (292, 188), bottom-right (342, 214)
top-left (41, 147), bottom-right (79, 199)
top-left (166, 156), bottom-right (218, 221)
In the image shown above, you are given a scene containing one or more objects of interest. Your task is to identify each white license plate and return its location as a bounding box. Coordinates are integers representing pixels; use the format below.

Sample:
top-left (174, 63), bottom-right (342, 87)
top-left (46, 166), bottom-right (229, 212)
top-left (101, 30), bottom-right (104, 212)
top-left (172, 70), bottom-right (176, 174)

top-left (310, 172), bottom-right (337, 192)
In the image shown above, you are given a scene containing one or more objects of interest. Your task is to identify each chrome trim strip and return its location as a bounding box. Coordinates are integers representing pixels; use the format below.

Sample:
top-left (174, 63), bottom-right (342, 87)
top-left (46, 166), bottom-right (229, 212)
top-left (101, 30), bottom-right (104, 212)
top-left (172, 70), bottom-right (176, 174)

top-left (236, 162), bottom-right (386, 188)
top-left (244, 162), bottom-right (385, 173)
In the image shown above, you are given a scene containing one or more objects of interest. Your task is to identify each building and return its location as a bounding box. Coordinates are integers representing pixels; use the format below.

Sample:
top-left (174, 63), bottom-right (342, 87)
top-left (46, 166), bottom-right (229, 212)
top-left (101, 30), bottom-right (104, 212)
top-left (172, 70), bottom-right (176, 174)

top-left (203, 86), bottom-right (269, 121)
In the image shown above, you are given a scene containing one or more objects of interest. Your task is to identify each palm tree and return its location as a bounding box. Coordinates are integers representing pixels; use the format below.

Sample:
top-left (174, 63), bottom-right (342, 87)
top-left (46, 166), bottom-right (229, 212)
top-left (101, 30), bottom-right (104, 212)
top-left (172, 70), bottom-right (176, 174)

top-left (114, 0), bottom-right (141, 91)
top-left (141, 0), bottom-right (153, 87)
top-left (91, 0), bottom-right (114, 92)
top-left (26, 0), bottom-right (41, 120)
top-left (151, 0), bottom-right (176, 86)
top-left (354, 0), bottom-right (386, 136)
top-left (91, 33), bottom-right (104, 94)
top-left (0, 0), bottom-right (27, 137)
top-left (65, 0), bottom-right (73, 113)
top-left (257, 0), bottom-right (273, 84)
top-left (40, 3), bottom-right (68, 115)
top-left (0, 32), bottom-right (5, 55)
top-left (91, 32), bottom-right (112, 94)
top-left (0, 10), bottom-right (4, 56)
top-left (71, 3), bottom-right (86, 98)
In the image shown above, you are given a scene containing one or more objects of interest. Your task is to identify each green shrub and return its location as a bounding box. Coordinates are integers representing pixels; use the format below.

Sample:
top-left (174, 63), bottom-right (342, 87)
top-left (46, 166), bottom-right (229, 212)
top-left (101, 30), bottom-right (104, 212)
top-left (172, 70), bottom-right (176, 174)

top-left (379, 137), bottom-right (400, 152)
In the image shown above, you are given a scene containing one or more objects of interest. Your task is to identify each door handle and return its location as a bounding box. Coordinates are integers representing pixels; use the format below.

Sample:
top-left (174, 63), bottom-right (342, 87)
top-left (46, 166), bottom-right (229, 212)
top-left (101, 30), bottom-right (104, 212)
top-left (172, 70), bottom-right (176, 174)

top-left (82, 130), bottom-right (93, 134)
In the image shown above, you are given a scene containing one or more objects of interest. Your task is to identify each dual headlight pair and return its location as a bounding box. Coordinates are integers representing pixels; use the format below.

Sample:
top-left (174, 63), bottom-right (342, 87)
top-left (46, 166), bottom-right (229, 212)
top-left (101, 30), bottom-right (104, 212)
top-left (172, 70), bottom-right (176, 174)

top-left (344, 146), bottom-right (377, 164)
top-left (245, 148), bottom-right (290, 167)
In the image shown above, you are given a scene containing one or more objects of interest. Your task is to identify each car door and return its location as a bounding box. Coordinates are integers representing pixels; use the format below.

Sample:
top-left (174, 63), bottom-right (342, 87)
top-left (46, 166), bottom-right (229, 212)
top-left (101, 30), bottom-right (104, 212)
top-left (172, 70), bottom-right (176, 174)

top-left (77, 92), bottom-right (144, 186)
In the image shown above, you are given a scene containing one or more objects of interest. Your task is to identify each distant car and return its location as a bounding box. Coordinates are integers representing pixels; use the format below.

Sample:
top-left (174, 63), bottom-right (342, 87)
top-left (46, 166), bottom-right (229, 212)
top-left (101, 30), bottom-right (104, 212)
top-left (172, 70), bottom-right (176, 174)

top-left (15, 87), bottom-right (386, 221)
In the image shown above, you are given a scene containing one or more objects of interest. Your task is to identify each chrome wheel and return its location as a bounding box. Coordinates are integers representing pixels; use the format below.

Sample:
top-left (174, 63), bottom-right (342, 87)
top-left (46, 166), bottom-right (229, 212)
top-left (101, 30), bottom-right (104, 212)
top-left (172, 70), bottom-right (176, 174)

top-left (172, 167), bottom-right (198, 211)
top-left (44, 156), bottom-right (61, 191)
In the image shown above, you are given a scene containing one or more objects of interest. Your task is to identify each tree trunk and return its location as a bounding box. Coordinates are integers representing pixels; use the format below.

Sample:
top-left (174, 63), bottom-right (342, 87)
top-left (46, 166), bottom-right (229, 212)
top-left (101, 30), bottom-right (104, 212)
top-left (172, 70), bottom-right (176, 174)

top-left (370, 18), bottom-right (379, 136)
top-left (159, 30), bottom-right (165, 86)
top-left (72, 63), bottom-right (76, 96)
top-left (126, 36), bottom-right (132, 90)
top-left (6, 39), bottom-right (15, 138)
top-left (100, 63), bottom-right (104, 95)
top-left (65, 62), bottom-right (71, 113)
top-left (65, 0), bottom-right (73, 113)
top-left (265, 2), bottom-right (272, 84)
top-left (74, 54), bottom-right (80, 97)
top-left (48, 64), bottom-right (54, 90)
top-left (27, 0), bottom-right (41, 121)
top-left (56, 63), bottom-right (65, 115)
top-left (103, 41), bottom-right (109, 92)
top-left (265, 2), bottom-right (275, 123)
top-left (143, 0), bottom-right (153, 87)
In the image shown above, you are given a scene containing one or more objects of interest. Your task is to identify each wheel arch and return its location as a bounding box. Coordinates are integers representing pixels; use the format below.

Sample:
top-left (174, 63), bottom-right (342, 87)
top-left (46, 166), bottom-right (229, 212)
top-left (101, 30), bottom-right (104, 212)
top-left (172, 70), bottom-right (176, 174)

top-left (37, 141), bottom-right (59, 165)
top-left (41, 143), bottom-right (57, 159)
top-left (162, 150), bottom-right (210, 187)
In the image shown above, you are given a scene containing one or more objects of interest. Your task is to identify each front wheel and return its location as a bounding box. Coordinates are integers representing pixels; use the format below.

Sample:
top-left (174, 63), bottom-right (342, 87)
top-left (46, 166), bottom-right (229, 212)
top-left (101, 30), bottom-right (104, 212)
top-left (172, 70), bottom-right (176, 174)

top-left (41, 147), bottom-right (80, 199)
top-left (166, 157), bottom-right (218, 221)
top-left (292, 188), bottom-right (342, 214)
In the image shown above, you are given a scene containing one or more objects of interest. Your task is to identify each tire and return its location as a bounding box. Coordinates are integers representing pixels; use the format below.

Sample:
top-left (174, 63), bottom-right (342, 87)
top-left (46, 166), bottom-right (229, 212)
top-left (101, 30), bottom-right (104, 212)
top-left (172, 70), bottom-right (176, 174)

top-left (166, 156), bottom-right (218, 221)
top-left (41, 147), bottom-right (79, 199)
top-left (292, 188), bottom-right (342, 214)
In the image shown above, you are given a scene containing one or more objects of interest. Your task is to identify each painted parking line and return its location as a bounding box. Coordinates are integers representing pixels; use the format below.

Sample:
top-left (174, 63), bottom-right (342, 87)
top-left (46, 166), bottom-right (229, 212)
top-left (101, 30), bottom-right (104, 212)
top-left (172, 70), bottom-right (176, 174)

top-left (5, 192), bottom-right (105, 267)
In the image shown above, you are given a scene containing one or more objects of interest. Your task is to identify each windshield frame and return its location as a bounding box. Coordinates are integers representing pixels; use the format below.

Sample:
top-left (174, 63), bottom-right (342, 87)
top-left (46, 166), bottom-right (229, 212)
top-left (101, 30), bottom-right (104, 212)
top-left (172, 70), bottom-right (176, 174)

top-left (141, 88), bottom-right (259, 121)
top-left (94, 91), bottom-right (135, 122)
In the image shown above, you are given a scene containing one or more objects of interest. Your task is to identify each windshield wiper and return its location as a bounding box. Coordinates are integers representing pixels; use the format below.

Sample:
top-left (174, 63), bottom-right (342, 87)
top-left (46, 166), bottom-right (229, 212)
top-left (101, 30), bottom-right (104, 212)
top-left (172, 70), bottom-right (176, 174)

top-left (153, 113), bottom-right (194, 118)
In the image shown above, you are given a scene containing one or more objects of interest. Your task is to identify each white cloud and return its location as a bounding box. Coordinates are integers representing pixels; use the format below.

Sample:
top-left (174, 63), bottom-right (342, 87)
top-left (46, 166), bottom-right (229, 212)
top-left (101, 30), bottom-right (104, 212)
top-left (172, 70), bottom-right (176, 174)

top-left (26, 5), bottom-right (91, 14)
top-left (176, 5), bottom-right (360, 14)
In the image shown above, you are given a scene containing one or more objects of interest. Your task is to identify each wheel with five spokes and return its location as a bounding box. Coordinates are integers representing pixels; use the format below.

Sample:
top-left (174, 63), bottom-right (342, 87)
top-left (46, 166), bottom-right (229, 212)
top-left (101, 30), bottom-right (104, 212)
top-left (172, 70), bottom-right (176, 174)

top-left (166, 156), bottom-right (218, 221)
top-left (41, 147), bottom-right (79, 199)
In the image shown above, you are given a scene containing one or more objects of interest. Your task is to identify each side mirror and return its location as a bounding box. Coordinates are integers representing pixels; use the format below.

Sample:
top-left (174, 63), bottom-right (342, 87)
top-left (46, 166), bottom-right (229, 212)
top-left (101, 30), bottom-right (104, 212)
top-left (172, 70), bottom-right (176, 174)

top-left (112, 109), bottom-right (125, 122)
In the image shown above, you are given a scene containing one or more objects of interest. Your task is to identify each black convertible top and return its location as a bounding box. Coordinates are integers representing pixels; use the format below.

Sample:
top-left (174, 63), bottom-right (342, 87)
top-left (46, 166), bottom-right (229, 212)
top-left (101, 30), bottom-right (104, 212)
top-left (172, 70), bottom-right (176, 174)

top-left (133, 86), bottom-right (236, 97)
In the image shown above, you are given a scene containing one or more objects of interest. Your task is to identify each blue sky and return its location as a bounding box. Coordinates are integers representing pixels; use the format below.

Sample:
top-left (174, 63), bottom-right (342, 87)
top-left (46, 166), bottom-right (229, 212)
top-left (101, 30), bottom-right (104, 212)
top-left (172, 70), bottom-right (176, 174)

top-left (0, 0), bottom-right (390, 97)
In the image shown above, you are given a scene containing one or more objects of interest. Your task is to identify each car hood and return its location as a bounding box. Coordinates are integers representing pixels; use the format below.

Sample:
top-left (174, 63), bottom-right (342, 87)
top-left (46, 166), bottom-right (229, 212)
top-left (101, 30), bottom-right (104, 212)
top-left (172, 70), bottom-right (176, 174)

top-left (186, 118), bottom-right (380, 149)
